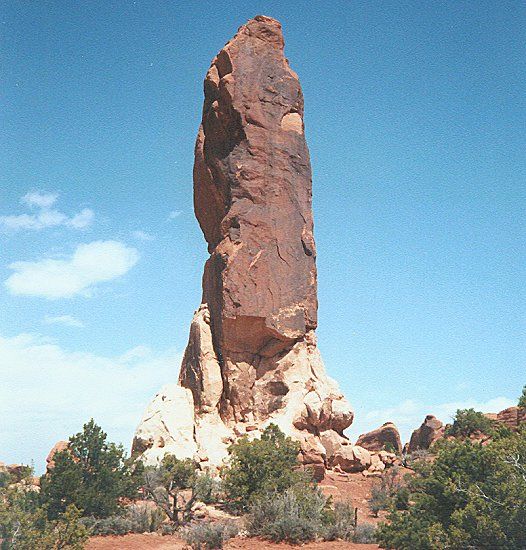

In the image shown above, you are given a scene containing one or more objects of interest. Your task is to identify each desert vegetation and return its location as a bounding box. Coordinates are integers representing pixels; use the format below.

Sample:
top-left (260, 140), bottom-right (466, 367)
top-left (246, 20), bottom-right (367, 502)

top-left (2, 389), bottom-right (526, 549)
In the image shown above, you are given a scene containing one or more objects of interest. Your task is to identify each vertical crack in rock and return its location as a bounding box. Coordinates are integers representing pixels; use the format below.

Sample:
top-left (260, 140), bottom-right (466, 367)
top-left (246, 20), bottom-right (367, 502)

top-left (133, 15), bottom-right (354, 476)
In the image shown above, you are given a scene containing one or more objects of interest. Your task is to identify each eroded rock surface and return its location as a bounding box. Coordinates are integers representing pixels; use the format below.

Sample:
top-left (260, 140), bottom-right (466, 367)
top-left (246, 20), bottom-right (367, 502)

top-left (407, 415), bottom-right (445, 453)
top-left (134, 16), bottom-right (353, 472)
top-left (356, 422), bottom-right (402, 454)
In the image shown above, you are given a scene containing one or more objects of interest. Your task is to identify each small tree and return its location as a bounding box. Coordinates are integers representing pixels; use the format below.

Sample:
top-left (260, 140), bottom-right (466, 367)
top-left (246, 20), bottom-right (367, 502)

top-left (0, 466), bottom-right (88, 550)
top-left (221, 424), bottom-right (305, 511)
top-left (445, 408), bottom-right (494, 438)
top-left (40, 419), bottom-right (142, 519)
top-left (142, 456), bottom-right (200, 526)
top-left (376, 429), bottom-right (526, 549)
top-left (518, 385), bottom-right (526, 409)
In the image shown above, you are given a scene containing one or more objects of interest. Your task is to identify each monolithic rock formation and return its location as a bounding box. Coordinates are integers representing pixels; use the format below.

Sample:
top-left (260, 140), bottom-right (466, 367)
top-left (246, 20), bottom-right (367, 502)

top-left (406, 415), bottom-right (445, 453)
top-left (356, 422), bottom-right (403, 454)
top-left (133, 16), bottom-right (353, 473)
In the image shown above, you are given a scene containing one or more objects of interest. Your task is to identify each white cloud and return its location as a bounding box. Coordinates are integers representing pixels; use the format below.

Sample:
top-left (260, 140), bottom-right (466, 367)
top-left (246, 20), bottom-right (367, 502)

top-left (43, 315), bottom-right (84, 328)
top-left (0, 332), bottom-right (181, 472)
top-left (348, 396), bottom-right (516, 445)
top-left (0, 191), bottom-right (94, 232)
top-left (168, 210), bottom-right (182, 219)
top-left (5, 240), bottom-right (139, 299)
top-left (22, 191), bottom-right (58, 209)
top-left (132, 230), bottom-right (154, 241)
top-left (68, 209), bottom-right (94, 229)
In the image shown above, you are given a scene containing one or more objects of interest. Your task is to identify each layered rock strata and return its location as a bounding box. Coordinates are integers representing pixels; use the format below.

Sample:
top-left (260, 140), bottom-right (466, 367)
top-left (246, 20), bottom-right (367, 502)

top-left (133, 16), bottom-right (353, 472)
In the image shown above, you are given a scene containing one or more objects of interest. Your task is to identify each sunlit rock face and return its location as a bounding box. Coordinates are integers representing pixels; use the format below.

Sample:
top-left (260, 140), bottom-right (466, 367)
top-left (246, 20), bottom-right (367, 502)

top-left (133, 16), bottom-right (353, 473)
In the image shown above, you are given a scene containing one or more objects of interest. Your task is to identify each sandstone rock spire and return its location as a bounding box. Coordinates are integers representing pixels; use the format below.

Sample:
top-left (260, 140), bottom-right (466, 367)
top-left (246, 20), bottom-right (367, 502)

top-left (133, 16), bottom-right (353, 473)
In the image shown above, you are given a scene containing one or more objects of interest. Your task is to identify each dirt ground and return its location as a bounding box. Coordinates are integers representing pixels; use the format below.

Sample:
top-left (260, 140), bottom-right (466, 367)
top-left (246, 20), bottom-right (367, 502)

top-left (87, 471), bottom-right (395, 549)
top-left (87, 534), bottom-right (380, 549)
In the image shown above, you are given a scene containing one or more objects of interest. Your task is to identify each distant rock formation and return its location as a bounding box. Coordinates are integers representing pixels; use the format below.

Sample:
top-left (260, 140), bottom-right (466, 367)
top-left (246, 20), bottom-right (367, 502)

top-left (494, 406), bottom-right (526, 430)
top-left (133, 16), bottom-right (353, 474)
top-left (356, 422), bottom-right (403, 454)
top-left (406, 415), bottom-right (445, 453)
top-left (45, 440), bottom-right (68, 471)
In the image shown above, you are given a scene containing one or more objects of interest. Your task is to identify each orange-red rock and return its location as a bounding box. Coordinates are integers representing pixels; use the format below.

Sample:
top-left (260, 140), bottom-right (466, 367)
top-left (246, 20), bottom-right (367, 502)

top-left (46, 440), bottom-right (69, 471)
top-left (495, 406), bottom-right (526, 430)
top-left (407, 415), bottom-right (445, 453)
top-left (356, 422), bottom-right (402, 454)
top-left (134, 16), bottom-right (353, 470)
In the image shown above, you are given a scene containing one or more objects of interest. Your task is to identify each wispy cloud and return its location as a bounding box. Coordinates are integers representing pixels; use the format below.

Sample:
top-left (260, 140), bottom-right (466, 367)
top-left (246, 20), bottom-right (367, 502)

top-left (5, 240), bottom-right (139, 299)
top-left (43, 315), bottom-right (84, 328)
top-left (131, 230), bottom-right (154, 241)
top-left (22, 192), bottom-right (59, 209)
top-left (168, 210), bottom-right (182, 219)
top-left (0, 332), bottom-right (181, 471)
top-left (0, 191), bottom-right (94, 232)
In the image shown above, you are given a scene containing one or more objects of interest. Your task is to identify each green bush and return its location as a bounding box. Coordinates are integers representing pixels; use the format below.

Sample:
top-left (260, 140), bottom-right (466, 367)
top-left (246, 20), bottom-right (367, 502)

top-left (518, 385), bottom-right (526, 409)
top-left (193, 472), bottom-right (223, 504)
top-left (181, 521), bottom-right (238, 550)
top-left (376, 428), bottom-right (526, 549)
top-left (445, 408), bottom-right (494, 437)
top-left (221, 424), bottom-right (305, 511)
top-left (142, 456), bottom-right (200, 525)
top-left (322, 501), bottom-right (356, 541)
top-left (245, 485), bottom-right (328, 544)
top-left (353, 522), bottom-right (377, 544)
top-left (125, 502), bottom-right (164, 533)
top-left (0, 497), bottom-right (88, 550)
top-left (81, 515), bottom-right (133, 536)
top-left (40, 419), bottom-right (142, 519)
top-left (368, 467), bottom-right (404, 517)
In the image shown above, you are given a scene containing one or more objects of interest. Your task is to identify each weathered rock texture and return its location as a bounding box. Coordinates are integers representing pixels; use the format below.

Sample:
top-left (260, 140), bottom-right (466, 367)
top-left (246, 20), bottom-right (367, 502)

top-left (356, 422), bottom-right (403, 454)
top-left (407, 415), bottom-right (445, 453)
top-left (133, 16), bottom-right (353, 472)
top-left (494, 406), bottom-right (526, 430)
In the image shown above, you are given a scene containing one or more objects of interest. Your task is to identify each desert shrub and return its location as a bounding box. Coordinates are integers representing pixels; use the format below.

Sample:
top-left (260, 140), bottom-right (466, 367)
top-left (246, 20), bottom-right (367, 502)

top-left (322, 501), bottom-right (356, 541)
top-left (40, 419), bottom-right (142, 519)
top-left (402, 449), bottom-right (429, 468)
top-left (222, 424), bottom-right (305, 511)
top-left (142, 455), bottom-right (200, 525)
top-left (376, 429), bottom-right (526, 549)
top-left (126, 502), bottom-right (164, 532)
top-left (181, 521), bottom-right (238, 550)
top-left (368, 466), bottom-right (404, 517)
top-left (245, 485), bottom-right (328, 544)
top-left (445, 408), bottom-right (494, 438)
top-left (81, 515), bottom-right (133, 536)
top-left (0, 471), bottom-right (11, 489)
top-left (81, 503), bottom-right (163, 535)
top-left (193, 472), bottom-right (223, 504)
top-left (518, 385), bottom-right (526, 409)
top-left (353, 522), bottom-right (377, 544)
top-left (0, 498), bottom-right (88, 550)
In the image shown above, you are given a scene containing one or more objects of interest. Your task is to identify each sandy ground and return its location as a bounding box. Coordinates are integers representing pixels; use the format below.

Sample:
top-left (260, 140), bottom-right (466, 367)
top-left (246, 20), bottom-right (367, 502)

top-left (87, 534), bottom-right (380, 549)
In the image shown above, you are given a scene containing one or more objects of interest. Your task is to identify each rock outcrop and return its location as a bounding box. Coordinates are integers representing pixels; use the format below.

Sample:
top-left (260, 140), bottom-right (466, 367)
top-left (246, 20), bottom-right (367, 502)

top-left (46, 440), bottom-right (68, 471)
top-left (133, 16), bottom-right (353, 473)
top-left (356, 422), bottom-right (402, 454)
top-left (495, 406), bottom-right (526, 430)
top-left (407, 415), bottom-right (445, 453)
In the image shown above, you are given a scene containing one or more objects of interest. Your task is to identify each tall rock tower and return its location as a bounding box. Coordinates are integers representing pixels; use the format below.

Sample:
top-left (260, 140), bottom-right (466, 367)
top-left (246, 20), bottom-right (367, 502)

top-left (133, 16), bottom-right (353, 476)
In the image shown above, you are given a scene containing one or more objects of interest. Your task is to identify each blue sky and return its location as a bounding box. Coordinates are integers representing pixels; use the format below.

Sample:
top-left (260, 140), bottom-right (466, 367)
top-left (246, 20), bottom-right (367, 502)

top-left (1, 1), bottom-right (524, 471)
